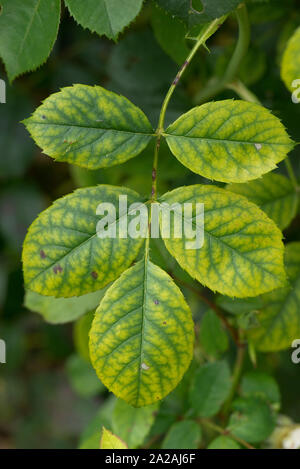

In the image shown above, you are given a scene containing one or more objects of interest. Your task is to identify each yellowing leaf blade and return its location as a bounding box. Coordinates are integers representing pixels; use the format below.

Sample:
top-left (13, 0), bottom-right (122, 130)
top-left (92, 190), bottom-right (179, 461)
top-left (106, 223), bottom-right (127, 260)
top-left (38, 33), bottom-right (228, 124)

top-left (160, 184), bottom-right (286, 298)
top-left (100, 427), bottom-right (128, 449)
top-left (23, 84), bottom-right (153, 169)
top-left (165, 100), bottom-right (294, 183)
top-left (89, 259), bottom-right (194, 407)
top-left (248, 242), bottom-right (300, 351)
top-left (227, 173), bottom-right (298, 230)
top-left (22, 185), bottom-right (144, 297)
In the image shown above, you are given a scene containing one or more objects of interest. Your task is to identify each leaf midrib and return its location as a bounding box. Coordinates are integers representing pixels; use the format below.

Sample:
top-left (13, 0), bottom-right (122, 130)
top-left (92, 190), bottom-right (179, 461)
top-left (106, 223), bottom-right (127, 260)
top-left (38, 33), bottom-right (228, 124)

top-left (28, 201), bottom-right (146, 286)
top-left (27, 120), bottom-right (154, 136)
top-left (18, 0), bottom-right (42, 58)
top-left (160, 198), bottom-right (283, 282)
top-left (164, 133), bottom-right (290, 147)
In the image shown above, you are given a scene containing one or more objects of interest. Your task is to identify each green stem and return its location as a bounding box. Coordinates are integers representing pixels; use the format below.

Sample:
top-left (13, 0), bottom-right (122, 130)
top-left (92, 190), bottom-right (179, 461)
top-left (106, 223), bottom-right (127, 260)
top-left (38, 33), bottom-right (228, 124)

top-left (222, 339), bottom-right (246, 417)
top-left (150, 16), bottom-right (227, 201)
top-left (151, 16), bottom-right (228, 201)
top-left (226, 79), bottom-right (261, 104)
top-left (200, 418), bottom-right (255, 449)
top-left (194, 3), bottom-right (250, 104)
top-left (157, 16), bottom-right (227, 133)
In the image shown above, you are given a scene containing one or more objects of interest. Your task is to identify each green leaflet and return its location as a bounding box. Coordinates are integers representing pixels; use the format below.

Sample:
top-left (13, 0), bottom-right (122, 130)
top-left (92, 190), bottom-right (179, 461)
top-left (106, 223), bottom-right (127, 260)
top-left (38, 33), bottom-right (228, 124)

top-left (248, 242), bottom-right (300, 352)
top-left (227, 173), bottom-right (298, 230)
top-left (208, 436), bottom-right (240, 449)
top-left (199, 309), bottom-right (229, 358)
top-left (65, 0), bottom-right (144, 41)
top-left (23, 84), bottom-right (153, 169)
top-left (24, 289), bottom-right (106, 324)
top-left (216, 295), bottom-right (264, 315)
top-left (155, 0), bottom-right (242, 27)
top-left (160, 185), bottom-right (286, 298)
top-left (79, 397), bottom-right (116, 449)
top-left (162, 420), bottom-right (202, 449)
top-left (165, 100), bottom-right (294, 183)
top-left (0, 0), bottom-right (61, 82)
top-left (66, 354), bottom-right (104, 398)
top-left (100, 427), bottom-right (128, 449)
top-left (189, 361), bottom-right (231, 417)
top-left (240, 371), bottom-right (281, 407)
top-left (22, 185), bottom-right (144, 297)
top-left (281, 27), bottom-right (300, 93)
top-left (112, 399), bottom-right (158, 448)
top-left (151, 5), bottom-right (190, 64)
top-left (74, 311), bottom-right (95, 362)
top-left (89, 259), bottom-right (194, 407)
top-left (227, 397), bottom-right (275, 444)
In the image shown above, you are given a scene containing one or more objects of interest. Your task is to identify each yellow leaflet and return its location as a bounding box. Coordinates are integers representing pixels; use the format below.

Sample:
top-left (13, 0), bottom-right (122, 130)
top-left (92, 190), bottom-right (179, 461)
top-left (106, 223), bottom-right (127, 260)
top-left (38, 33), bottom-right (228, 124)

top-left (89, 259), bottom-right (194, 407)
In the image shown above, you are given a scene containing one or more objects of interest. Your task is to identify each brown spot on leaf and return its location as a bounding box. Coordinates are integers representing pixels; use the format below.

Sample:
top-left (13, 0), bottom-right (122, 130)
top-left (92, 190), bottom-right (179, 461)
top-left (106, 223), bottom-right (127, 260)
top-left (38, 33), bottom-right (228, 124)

top-left (40, 250), bottom-right (46, 259)
top-left (53, 264), bottom-right (63, 274)
top-left (91, 271), bottom-right (98, 279)
top-left (154, 299), bottom-right (159, 305)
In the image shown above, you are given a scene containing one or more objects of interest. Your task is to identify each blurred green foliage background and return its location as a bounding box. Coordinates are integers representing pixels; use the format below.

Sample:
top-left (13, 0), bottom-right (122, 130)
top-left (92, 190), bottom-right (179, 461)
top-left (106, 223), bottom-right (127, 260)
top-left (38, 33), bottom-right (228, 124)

top-left (0, 0), bottom-right (300, 448)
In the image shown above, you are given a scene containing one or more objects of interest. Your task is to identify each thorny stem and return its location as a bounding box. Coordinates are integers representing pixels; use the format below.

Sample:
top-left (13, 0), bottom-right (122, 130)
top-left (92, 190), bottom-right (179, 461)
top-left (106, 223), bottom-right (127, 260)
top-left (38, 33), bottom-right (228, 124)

top-left (150, 16), bottom-right (227, 202)
top-left (200, 418), bottom-right (255, 449)
top-left (194, 3), bottom-right (250, 104)
top-left (157, 17), bottom-right (227, 133)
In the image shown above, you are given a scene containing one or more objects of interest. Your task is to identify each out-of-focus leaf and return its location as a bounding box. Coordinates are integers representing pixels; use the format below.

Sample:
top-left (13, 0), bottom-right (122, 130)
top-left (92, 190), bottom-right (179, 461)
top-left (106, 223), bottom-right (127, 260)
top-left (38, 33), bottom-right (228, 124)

top-left (65, 0), bottom-right (144, 41)
top-left (241, 371), bottom-right (281, 407)
top-left (227, 173), bottom-right (298, 230)
top-left (199, 309), bottom-right (229, 358)
top-left (208, 436), bottom-right (240, 449)
top-left (216, 295), bottom-right (264, 315)
top-left (189, 361), bottom-right (231, 417)
top-left (25, 290), bottom-right (105, 324)
top-left (100, 427), bottom-right (128, 449)
top-left (248, 242), bottom-right (300, 351)
top-left (155, 0), bottom-right (242, 27)
top-left (0, 88), bottom-right (35, 179)
top-left (66, 354), bottom-right (104, 398)
top-left (227, 397), bottom-right (276, 443)
top-left (0, 0), bottom-right (61, 82)
top-left (162, 420), bottom-right (202, 449)
top-left (112, 399), bottom-right (158, 448)
top-left (281, 27), bottom-right (300, 92)
top-left (73, 311), bottom-right (94, 361)
top-left (79, 396), bottom-right (116, 449)
top-left (151, 5), bottom-right (189, 64)
top-left (107, 30), bottom-right (188, 126)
